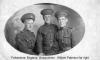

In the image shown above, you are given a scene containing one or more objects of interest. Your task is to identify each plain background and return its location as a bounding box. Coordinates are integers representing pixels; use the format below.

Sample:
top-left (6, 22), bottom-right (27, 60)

top-left (0, 0), bottom-right (99, 60)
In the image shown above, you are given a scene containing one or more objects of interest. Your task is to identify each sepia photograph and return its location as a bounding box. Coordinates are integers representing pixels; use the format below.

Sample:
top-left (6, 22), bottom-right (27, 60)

top-left (4, 3), bottom-right (85, 55)
top-left (0, 0), bottom-right (99, 60)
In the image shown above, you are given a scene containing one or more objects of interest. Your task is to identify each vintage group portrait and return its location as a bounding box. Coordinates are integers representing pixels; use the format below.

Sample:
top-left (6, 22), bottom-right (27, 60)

top-left (4, 3), bottom-right (85, 56)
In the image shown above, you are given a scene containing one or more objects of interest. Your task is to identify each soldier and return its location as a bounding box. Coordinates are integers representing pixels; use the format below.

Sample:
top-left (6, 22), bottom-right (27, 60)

top-left (36, 9), bottom-right (59, 55)
top-left (15, 13), bottom-right (36, 55)
top-left (55, 11), bottom-right (73, 53)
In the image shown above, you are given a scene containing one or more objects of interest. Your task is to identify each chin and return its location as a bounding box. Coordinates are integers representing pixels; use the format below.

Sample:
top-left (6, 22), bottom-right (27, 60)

top-left (61, 25), bottom-right (65, 27)
top-left (47, 23), bottom-right (50, 24)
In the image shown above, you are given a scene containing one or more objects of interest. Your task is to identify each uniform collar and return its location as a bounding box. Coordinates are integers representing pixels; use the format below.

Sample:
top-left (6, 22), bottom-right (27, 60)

top-left (44, 23), bottom-right (52, 26)
top-left (23, 28), bottom-right (31, 32)
top-left (58, 26), bottom-right (66, 30)
top-left (45, 23), bottom-right (50, 24)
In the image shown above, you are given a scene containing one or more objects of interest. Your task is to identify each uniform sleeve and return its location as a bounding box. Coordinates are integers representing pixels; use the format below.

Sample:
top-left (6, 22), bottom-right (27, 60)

top-left (36, 29), bottom-right (43, 53)
top-left (15, 34), bottom-right (24, 49)
top-left (15, 34), bottom-right (26, 48)
top-left (70, 29), bottom-right (73, 48)
top-left (55, 32), bottom-right (63, 51)
top-left (67, 27), bottom-right (73, 48)
top-left (15, 34), bottom-right (35, 55)
top-left (15, 34), bottom-right (19, 49)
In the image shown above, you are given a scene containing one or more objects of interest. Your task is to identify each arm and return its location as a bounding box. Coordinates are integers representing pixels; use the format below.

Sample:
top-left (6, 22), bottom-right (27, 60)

top-left (36, 29), bottom-right (43, 55)
top-left (15, 34), bottom-right (19, 49)
top-left (15, 34), bottom-right (35, 55)
top-left (65, 28), bottom-right (73, 50)
top-left (55, 31), bottom-right (63, 52)
top-left (70, 30), bottom-right (73, 48)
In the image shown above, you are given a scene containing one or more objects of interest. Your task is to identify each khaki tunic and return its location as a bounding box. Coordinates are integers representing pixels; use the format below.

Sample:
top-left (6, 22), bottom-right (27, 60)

top-left (56, 26), bottom-right (72, 52)
top-left (36, 23), bottom-right (59, 55)
top-left (15, 29), bottom-right (35, 55)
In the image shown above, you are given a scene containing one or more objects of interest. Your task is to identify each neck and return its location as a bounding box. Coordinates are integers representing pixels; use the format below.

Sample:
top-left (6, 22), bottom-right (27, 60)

top-left (45, 23), bottom-right (51, 25)
top-left (24, 27), bottom-right (31, 31)
top-left (59, 25), bottom-right (66, 28)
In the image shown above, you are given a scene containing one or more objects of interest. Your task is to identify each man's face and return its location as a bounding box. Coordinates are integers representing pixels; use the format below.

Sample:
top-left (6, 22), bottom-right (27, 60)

top-left (44, 15), bottom-right (52, 24)
top-left (58, 16), bottom-right (68, 27)
top-left (24, 19), bottom-right (34, 30)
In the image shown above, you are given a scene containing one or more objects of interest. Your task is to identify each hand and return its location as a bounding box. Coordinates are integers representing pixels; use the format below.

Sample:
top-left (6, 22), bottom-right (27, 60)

top-left (39, 53), bottom-right (45, 56)
top-left (67, 47), bottom-right (71, 50)
top-left (63, 47), bottom-right (71, 51)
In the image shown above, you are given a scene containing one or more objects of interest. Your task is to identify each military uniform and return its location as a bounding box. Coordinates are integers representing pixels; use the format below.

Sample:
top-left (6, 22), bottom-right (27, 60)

top-left (15, 13), bottom-right (36, 55)
top-left (15, 29), bottom-right (35, 54)
top-left (36, 9), bottom-right (59, 55)
top-left (56, 26), bottom-right (72, 52)
top-left (36, 24), bottom-right (59, 55)
top-left (55, 11), bottom-right (72, 52)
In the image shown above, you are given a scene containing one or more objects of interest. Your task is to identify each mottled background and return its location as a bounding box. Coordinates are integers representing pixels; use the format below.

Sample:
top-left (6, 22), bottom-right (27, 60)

top-left (0, 0), bottom-right (99, 60)
top-left (4, 3), bottom-right (85, 49)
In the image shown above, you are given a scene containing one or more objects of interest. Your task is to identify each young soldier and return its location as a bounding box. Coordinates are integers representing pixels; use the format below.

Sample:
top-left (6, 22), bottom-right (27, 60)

top-left (15, 13), bottom-right (36, 55)
top-left (36, 9), bottom-right (59, 55)
top-left (55, 11), bottom-right (73, 52)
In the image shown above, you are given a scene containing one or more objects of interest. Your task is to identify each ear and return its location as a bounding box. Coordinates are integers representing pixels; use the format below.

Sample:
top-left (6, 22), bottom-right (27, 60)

top-left (42, 16), bottom-right (45, 20)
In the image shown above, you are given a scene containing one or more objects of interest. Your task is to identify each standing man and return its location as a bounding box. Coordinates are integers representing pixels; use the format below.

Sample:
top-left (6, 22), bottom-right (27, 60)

top-left (15, 13), bottom-right (36, 55)
top-left (55, 11), bottom-right (73, 52)
top-left (36, 9), bottom-right (59, 55)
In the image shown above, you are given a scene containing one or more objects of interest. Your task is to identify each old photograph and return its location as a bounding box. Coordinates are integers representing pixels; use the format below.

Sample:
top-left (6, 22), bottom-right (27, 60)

top-left (4, 3), bottom-right (85, 56)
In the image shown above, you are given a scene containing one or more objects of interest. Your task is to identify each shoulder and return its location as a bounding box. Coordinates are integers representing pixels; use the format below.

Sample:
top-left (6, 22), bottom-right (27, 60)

top-left (66, 27), bottom-right (73, 33)
top-left (15, 31), bottom-right (23, 38)
top-left (67, 27), bottom-right (72, 29)
top-left (51, 24), bottom-right (58, 30)
top-left (51, 24), bottom-right (57, 27)
top-left (37, 25), bottom-right (45, 33)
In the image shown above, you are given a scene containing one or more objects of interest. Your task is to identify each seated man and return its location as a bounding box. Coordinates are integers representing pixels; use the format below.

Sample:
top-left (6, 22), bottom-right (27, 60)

top-left (15, 13), bottom-right (36, 55)
top-left (55, 11), bottom-right (73, 52)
